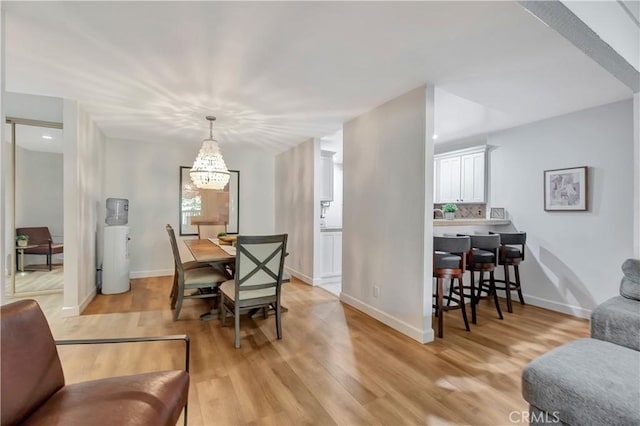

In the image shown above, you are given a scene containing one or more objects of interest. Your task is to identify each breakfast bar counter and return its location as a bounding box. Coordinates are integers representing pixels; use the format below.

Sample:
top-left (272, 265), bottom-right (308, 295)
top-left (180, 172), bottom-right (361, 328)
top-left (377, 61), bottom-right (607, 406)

top-left (433, 219), bottom-right (512, 236)
top-left (434, 219), bottom-right (510, 226)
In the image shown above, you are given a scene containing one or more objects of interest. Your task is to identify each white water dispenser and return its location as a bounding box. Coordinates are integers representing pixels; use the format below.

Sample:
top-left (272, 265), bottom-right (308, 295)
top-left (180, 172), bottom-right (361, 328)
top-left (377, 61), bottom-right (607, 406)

top-left (102, 198), bottom-right (131, 294)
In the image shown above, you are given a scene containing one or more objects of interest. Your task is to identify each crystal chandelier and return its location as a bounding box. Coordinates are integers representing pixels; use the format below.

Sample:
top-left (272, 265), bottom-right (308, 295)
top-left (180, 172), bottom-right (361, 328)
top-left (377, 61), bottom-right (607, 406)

top-left (190, 116), bottom-right (230, 190)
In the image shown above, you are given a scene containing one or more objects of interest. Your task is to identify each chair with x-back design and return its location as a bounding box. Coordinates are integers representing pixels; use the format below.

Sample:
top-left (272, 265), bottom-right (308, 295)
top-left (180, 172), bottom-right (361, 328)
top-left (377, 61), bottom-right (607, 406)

top-left (220, 234), bottom-right (288, 348)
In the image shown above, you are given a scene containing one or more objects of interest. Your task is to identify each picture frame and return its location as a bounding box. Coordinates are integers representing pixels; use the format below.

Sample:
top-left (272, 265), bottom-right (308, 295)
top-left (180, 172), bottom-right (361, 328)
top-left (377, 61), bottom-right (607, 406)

top-left (544, 166), bottom-right (588, 211)
top-left (490, 207), bottom-right (505, 219)
top-left (179, 167), bottom-right (240, 236)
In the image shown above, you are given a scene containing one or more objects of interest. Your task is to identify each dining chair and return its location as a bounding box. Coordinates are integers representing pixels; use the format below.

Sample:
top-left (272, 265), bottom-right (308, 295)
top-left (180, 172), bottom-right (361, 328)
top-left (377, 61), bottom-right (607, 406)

top-left (166, 224), bottom-right (228, 321)
top-left (433, 235), bottom-right (471, 338)
top-left (220, 234), bottom-right (288, 348)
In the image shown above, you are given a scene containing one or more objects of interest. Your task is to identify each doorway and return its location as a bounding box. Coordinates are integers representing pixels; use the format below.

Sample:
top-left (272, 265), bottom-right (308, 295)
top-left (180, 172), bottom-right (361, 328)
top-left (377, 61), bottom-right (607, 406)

top-left (7, 118), bottom-right (64, 296)
top-left (318, 130), bottom-right (343, 297)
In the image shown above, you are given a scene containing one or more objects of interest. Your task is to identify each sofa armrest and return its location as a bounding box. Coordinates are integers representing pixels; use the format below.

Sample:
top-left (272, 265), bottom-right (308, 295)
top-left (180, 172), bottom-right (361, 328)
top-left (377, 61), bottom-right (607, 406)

top-left (55, 334), bottom-right (190, 372)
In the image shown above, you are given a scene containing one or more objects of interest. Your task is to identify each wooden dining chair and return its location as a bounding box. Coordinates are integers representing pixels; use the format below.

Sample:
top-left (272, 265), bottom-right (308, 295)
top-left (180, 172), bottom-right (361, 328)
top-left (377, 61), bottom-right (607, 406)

top-left (166, 224), bottom-right (228, 321)
top-left (220, 234), bottom-right (288, 348)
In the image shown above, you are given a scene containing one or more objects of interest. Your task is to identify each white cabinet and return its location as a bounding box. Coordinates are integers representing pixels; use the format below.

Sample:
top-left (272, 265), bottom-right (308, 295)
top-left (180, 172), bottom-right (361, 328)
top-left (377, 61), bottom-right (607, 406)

top-left (460, 152), bottom-right (485, 203)
top-left (434, 147), bottom-right (486, 203)
top-left (320, 151), bottom-right (335, 202)
top-left (320, 232), bottom-right (342, 277)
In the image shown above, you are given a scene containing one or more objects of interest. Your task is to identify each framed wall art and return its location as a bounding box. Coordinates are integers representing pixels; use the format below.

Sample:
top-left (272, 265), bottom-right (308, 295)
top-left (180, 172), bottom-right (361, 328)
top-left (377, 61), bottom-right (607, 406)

top-left (490, 207), bottom-right (505, 219)
top-left (544, 166), bottom-right (588, 211)
top-left (179, 166), bottom-right (239, 235)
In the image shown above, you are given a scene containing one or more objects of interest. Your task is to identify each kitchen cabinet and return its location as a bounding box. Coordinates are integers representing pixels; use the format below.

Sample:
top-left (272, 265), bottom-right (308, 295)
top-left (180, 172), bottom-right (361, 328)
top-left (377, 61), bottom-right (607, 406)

top-left (434, 147), bottom-right (486, 203)
top-left (321, 231), bottom-right (342, 277)
top-left (320, 150), bottom-right (335, 202)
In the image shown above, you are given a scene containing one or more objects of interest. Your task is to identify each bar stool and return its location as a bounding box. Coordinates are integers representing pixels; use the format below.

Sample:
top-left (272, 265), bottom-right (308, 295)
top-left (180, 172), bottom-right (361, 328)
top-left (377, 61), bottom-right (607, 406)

top-left (450, 234), bottom-right (504, 324)
top-left (488, 231), bottom-right (527, 313)
top-left (433, 236), bottom-right (471, 338)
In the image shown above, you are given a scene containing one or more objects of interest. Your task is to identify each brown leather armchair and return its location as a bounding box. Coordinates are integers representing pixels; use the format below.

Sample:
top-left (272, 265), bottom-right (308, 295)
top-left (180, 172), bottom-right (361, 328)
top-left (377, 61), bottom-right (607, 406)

top-left (16, 227), bottom-right (64, 271)
top-left (0, 300), bottom-right (190, 426)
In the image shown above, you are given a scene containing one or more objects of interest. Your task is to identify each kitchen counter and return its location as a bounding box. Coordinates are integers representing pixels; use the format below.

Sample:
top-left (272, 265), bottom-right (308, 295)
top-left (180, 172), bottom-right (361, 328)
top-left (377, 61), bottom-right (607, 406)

top-left (434, 219), bottom-right (510, 227)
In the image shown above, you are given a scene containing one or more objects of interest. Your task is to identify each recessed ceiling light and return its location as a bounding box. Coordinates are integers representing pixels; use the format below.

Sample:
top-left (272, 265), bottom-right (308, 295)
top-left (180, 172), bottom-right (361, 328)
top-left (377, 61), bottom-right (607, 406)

top-left (42, 135), bottom-right (53, 140)
top-left (432, 134), bottom-right (439, 140)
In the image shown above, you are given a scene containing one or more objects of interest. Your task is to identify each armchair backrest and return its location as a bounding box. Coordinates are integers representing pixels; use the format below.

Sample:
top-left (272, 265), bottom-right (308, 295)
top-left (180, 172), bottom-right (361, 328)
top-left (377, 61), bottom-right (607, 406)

top-left (235, 234), bottom-right (288, 301)
top-left (1, 300), bottom-right (65, 425)
top-left (16, 227), bottom-right (52, 245)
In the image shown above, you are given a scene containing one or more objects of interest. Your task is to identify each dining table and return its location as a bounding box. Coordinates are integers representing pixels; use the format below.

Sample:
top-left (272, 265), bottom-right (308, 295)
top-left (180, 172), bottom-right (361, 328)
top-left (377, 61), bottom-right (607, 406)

top-left (182, 238), bottom-right (288, 320)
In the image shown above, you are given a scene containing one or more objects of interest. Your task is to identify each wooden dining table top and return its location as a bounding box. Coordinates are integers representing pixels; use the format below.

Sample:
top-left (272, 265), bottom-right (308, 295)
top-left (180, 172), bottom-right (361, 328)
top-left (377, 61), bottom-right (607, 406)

top-left (183, 239), bottom-right (235, 263)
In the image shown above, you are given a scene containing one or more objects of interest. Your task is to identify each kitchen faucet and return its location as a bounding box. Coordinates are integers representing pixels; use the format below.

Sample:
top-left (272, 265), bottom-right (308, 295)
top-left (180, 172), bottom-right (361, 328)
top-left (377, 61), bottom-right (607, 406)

top-left (433, 208), bottom-right (444, 219)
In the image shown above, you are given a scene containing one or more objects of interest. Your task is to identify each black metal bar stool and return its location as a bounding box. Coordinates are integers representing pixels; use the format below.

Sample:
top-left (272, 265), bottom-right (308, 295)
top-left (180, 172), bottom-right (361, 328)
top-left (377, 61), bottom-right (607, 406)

top-left (433, 236), bottom-right (471, 338)
top-left (488, 231), bottom-right (527, 313)
top-left (449, 234), bottom-right (504, 324)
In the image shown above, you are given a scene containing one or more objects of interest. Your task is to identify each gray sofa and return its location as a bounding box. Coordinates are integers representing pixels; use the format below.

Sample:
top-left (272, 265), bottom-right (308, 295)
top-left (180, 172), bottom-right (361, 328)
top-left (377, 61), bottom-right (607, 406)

top-left (522, 259), bottom-right (640, 425)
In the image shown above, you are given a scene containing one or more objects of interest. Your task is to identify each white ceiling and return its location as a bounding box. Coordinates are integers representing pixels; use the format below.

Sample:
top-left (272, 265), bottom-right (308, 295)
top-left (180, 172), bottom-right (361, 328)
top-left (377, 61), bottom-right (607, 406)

top-left (4, 1), bottom-right (633, 151)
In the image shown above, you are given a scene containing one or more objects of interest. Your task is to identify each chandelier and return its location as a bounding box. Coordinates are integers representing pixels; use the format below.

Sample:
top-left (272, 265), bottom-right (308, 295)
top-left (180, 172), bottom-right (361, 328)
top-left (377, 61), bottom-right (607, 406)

top-left (190, 116), bottom-right (230, 190)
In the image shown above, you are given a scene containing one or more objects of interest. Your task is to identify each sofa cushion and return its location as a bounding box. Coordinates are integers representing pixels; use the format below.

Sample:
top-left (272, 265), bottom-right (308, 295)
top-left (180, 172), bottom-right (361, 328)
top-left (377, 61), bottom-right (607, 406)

top-left (620, 258), bottom-right (640, 301)
top-left (622, 258), bottom-right (640, 282)
top-left (522, 338), bottom-right (640, 426)
top-left (23, 371), bottom-right (189, 426)
top-left (591, 295), bottom-right (640, 351)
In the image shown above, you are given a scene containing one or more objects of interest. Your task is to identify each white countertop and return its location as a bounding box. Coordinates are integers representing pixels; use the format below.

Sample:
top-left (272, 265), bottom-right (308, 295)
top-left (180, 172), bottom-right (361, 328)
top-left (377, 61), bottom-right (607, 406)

top-left (434, 219), bottom-right (510, 226)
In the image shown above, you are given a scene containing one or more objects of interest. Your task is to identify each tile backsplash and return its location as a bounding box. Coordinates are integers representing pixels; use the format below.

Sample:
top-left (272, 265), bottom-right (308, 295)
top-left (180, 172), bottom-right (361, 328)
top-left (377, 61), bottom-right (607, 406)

top-left (434, 203), bottom-right (486, 219)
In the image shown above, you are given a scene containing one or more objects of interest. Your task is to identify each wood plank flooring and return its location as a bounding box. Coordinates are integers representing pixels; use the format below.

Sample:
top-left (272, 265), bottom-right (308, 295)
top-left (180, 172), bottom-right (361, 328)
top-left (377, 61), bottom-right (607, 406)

top-left (32, 276), bottom-right (588, 425)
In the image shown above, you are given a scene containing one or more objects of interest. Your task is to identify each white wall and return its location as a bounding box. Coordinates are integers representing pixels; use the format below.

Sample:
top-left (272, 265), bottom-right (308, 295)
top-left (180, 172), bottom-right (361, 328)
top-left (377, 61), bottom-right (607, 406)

top-left (62, 101), bottom-right (105, 315)
top-left (275, 138), bottom-right (317, 284)
top-left (562, 1), bottom-right (639, 72)
top-left (0, 7), bottom-right (5, 304)
top-left (4, 92), bottom-right (63, 122)
top-left (103, 138), bottom-right (275, 277)
top-left (488, 99), bottom-right (634, 317)
top-left (342, 85), bottom-right (435, 343)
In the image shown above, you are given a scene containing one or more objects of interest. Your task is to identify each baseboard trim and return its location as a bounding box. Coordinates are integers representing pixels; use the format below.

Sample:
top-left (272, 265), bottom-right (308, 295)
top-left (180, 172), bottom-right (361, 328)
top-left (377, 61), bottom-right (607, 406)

top-left (318, 276), bottom-right (342, 286)
top-left (62, 287), bottom-right (97, 317)
top-left (340, 292), bottom-right (434, 344)
top-left (285, 266), bottom-right (314, 286)
top-left (130, 269), bottom-right (173, 279)
top-left (523, 293), bottom-right (592, 319)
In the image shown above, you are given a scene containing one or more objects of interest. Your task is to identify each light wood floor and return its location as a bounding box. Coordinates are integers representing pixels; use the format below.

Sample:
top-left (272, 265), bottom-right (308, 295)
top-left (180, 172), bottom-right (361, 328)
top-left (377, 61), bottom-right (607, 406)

top-left (4, 264), bottom-right (64, 295)
top-left (32, 276), bottom-right (588, 425)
